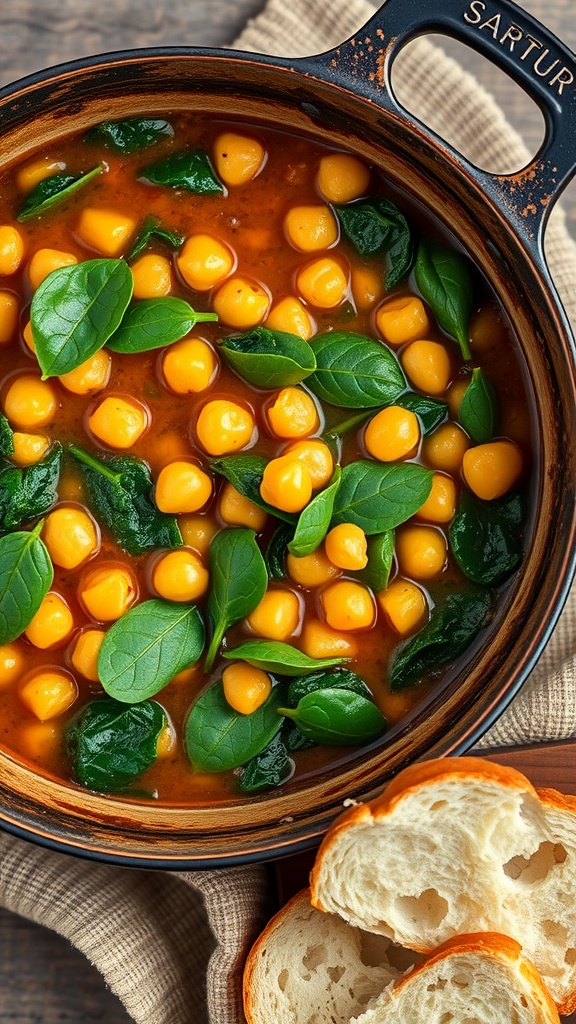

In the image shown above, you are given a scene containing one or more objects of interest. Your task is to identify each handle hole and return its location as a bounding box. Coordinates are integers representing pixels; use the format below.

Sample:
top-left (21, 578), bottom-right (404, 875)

top-left (390, 34), bottom-right (545, 175)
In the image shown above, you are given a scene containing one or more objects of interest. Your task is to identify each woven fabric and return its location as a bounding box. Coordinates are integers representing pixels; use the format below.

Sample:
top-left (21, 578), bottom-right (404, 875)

top-left (2, 1), bottom-right (576, 1022)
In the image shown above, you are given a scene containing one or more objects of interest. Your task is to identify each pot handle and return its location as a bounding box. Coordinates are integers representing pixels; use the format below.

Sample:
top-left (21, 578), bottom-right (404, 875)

top-left (303, 0), bottom-right (576, 255)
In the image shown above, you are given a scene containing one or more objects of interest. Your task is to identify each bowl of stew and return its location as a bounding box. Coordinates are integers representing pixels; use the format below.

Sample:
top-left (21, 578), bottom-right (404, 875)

top-left (0, 0), bottom-right (575, 868)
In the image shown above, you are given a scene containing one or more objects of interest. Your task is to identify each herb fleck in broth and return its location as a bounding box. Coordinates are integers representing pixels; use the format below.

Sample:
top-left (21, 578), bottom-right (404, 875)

top-left (0, 113), bottom-right (533, 804)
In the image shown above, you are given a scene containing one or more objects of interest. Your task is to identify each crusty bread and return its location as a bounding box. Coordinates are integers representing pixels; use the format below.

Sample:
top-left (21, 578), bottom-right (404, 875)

top-left (310, 756), bottom-right (576, 1013)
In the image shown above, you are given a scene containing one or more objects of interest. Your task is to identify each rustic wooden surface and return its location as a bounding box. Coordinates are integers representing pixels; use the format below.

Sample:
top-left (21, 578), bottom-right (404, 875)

top-left (1, 0), bottom-right (576, 1021)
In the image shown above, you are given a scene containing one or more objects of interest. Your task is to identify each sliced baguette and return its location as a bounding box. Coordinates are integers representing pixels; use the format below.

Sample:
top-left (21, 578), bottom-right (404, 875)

top-left (311, 756), bottom-right (576, 1013)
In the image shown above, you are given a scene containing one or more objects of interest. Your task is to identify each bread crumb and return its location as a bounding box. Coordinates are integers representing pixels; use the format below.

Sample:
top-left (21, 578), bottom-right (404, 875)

top-left (343, 798), bottom-right (363, 808)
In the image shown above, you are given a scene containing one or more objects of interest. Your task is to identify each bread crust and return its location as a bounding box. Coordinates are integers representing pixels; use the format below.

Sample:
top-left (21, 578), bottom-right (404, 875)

top-left (243, 889), bottom-right (311, 1024)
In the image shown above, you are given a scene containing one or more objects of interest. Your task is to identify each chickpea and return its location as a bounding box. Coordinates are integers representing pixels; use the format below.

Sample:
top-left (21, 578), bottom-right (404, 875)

top-left (76, 207), bottom-right (137, 257)
top-left (376, 295), bottom-right (430, 346)
top-left (265, 296), bottom-right (315, 340)
top-left (88, 395), bottom-right (148, 449)
top-left (19, 669), bottom-right (78, 722)
top-left (79, 564), bottom-right (137, 622)
top-left (462, 440), bottom-right (523, 500)
top-left (0, 225), bottom-right (25, 276)
top-left (22, 320), bottom-right (35, 353)
top-left (155, 461), bottom-right (213, 514)
top-left (11, 432), bottom-right (50, 467)
top-left (284, 205), bottom-right (338, 252)
top-left (0, 291), bottom-right (19, 345)
top-left (131, 253), bottom-right (172, 299)
top-left (219, 481), bottom-right (268, 531)
top-left (301, 618), bottom-right (358, 659)
top-left (42, 506), bottom-right (99, 569)
top-left (351, 265), bottom-right (383, 311)
top-left (246, 588), bottom-right (301, 641)
top-left (321, 580), bottom-right (375, 631)
top-left (317, 153), bottom-right (370, 204)
top-left (364, 406), bottom-right (420, 462)
top-left (71, 629), bottom-right (106, 682)
top-left (260, 454), bottom-right (313, 513)
top-left (177, 234), bottom-right (234, 291)
top-left (195, 399), bottom-right (255, 456)
top-left (212, 276), bottom-right (270, 329)
top-left (396, 525), bottom-right (447, 579)
top-left (28, 248), bottom-right (77, 290)
top-left (16, 157), bottom-right (66, 193)
top-left (447, 378), bottom-right (469, 418)
top-left (267, 387), bottom-right (319, 439)
top-left (423, 422), bottom-right (470, 474)
top-left (378, 578), bottom-right (428, 635)
top-left (324, 523), bottom-right (368, 571)
top-left (162, 338), bottom-right (218, 394)
top-left (156, 720), bottom-right (176, 758)
top-left (401, 340), bottom-right (452, 396)
top-left (283, 439), bottom-right (334, 489)
top-left (25, 592), bottom-right (74, 649)
top-left (0, 643), bottom-right (24, 690)
top-left (214, 132), bottom-right (266, 186)
top-left (296, 257), bottom-right (348, 309)
top-left (3, 375), bottom-right (58, 430)
top-left (416, 472), bottom-right (457, 523)
top-left (222, 662), bottom-right (272, 715)
top-left (178, 515), bottom-right (218, 557)
top-left (59, 349), bottom-right (111, 395)
top-left (152, 549), bottom-right (209, 603)
top-left (286, 546), bottom-right (340, 588)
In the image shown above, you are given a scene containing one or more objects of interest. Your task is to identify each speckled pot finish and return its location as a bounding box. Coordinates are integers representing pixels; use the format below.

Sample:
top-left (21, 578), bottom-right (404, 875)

top-left (1, 0), bottom-right (576, 868)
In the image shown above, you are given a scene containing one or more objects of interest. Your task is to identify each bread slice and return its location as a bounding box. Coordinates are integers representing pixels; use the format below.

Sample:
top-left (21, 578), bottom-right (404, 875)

top-left (311, 756), bottom-right (576, 1013)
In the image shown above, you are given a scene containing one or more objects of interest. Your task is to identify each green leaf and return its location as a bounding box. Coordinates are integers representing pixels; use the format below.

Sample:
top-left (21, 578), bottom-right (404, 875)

top-left (239, 731), bottom-right (294, 793)
top-left (286, 667), bottom-right (372, 706)
top-left (449, 490), bottom-right (525, 586)
top-left (357, 530), bottom-right (395, 592)
top-left (220, 326), bottom-right (316, 388)
top-left (396, 393), bottom-right (447, 435)
top-left (205, 528), bottom-right (268, 671)
top-left (85, 117), bottom-right (174, 153)
top-left (307, 332), bottom-right (406, 409)
top-left (70, 445), bottom-right (181, 555)
top-left (0, 523), bottom-right (53, 645)
top-left (414, 241), bottom-right (473, 360)
top-left (331, 460), bottom-right (432, 534)
top-left (222, 640), bottom-right (348, 676)
top-left (106, 297), bottom-right (218, 354)
top-left (284, 720), bottom-right (316, 752)
top-left (30, 258), bottom-right (134, 378)
top-left (66, 697), bottom-right (165, 793)
top-left (142, 149), bottom-right (223, 194)
top-left (323, 409), bottom-right (372, 440)
top-left (458, 368), bottom-right (498, 443)
top-left (98, 599), bottom-right (205, 703)
top-left (288, 467), bottom-right (341, 557)
top-left (390, 590), bottom-right (493, 690)
top-left (17, 166), bottom-right (102, 222)
top-left (211, 455), bottom-right (298, 525)
top-left (184, 679), bottom-right (286, 773)
top-left (0, 414), bottom-right (14, 457)
top-left (127, 215), bottom-right (184, 261)
top-left (265, 523), bottom-right (294, 580)
top-left (279, 688), bottom-right (386, 745)
top-left (335, 197), bottom-right (414, 288)
top-left (0, 444), bottom-right (62, 534)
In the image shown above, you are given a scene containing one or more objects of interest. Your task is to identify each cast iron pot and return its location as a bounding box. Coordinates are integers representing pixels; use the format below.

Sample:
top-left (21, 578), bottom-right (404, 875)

top-left (0, 0), bottom-right (575, 869)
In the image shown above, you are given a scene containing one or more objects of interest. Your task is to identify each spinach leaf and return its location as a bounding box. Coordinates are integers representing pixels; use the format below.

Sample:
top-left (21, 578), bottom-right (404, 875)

top-left (239, 731), bottom-right (294, 793)
top-left (85, 117), bottom-right (174, 153)
top-left (323, 409), bottom-right (372, 440)
top-left (184, 679), bottom-right (286, 773)
top-left (284, 720), bottom-right (316, 752)
top-left (0, 414), bottom-right (14, 457)
top-left (142, 149), bottom-right (223, 194)
top-left (458, 368), bottom-right (498, 443)
top-left (98, 599), bottom-right (205, 702)
top-left (307, 332), bottom-right (406, 409)
top-left (449, 490), bottom-right (525, 586)
top-left (265, 523), bottom-right (294, 580)
top-left (287, 667), bottom-right (372, 706)
top-left (66, 697), bottom-right (165, 793)
top-left (0, 443), bottom-right (62, 534)
top-left (279, 688), bottom-right (386, 745)
top-left (70, 445), bottom-right (181, 555)
top-left (390, 589), bottom-right (493, 690)
top-left (414, 241), bottom-right (473, 360)
top-left (222, 640), bottom-right (348, 676)
top-left (358, 530), bottom-right (395, 592)
top-left (288, 467), bottom-right (341, 557)
top-left (335, 197), bottom-right (414, 288)
top-left (220, 326), bottom-right (316, 388)
top-left (17, 166), bottom-right (102, 222)
top-left (331, 460), bottom-right (432, 534)
top-left (127, 215), bottom-right (184, 261)
top-left (31, 258), bottom-right (133, 378)
top-left (396, 393), bottom-right (447, 435)
top-left (211, 455), bottom-right (298, 525)
top-left (0, 522), bottom-right (53, 645)
top-left (107, 297), bottom-right (218, 354)
top-left (205, 528), bottom-right (268, 671)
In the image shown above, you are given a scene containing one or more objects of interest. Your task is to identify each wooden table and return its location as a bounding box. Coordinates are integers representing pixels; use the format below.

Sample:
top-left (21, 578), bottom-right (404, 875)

top-left (1, 1), bottom-right (576, 1020)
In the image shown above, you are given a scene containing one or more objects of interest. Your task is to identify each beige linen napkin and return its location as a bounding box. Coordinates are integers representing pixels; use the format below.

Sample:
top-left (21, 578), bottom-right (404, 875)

top-left (2, 2), bottom-right (576, 1023)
